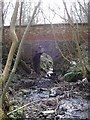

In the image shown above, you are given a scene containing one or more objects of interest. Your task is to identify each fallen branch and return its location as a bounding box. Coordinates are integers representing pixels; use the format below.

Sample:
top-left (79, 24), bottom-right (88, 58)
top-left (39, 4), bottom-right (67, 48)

top-left (7, 99), bottom-right (41, 115)
top-left (7, 102), bottom-right (31, 116)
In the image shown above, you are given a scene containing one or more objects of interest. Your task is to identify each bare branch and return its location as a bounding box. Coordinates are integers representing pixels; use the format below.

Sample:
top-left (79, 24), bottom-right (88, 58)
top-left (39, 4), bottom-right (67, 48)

top-left (78, 0), bottom-right (88, 17)
top-left (1, 0), bottom-right (41, 103)
top-left (40, 8), bottom-right (70, 62)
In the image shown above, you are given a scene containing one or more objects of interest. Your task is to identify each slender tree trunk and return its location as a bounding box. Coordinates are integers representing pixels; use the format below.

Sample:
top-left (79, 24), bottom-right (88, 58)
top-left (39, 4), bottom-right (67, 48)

top-left (0, 1), bottom-right (19, 86)
top-left (19, 1), bottom-right (23, 40)
top-left (1, 1), bottom-right (41, 105)
top-left (88, 2), bottom-right (90, 67)
top-left (0, 1), bottom-right (19, 119)
top-left (0, 1), bottom-right (3, 119)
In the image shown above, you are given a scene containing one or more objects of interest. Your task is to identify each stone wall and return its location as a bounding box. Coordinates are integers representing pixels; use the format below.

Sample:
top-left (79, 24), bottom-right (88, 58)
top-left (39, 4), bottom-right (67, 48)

top-left (3, 23), bottom-right (88, 71)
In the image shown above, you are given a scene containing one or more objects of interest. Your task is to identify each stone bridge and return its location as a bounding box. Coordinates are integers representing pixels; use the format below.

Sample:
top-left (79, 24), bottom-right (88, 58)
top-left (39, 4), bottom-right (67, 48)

top-left (3, 23), bottom-right (88, 65)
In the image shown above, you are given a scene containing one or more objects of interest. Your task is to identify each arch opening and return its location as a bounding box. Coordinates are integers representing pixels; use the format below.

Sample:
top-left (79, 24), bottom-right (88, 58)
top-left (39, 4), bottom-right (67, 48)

top-left (40, 52), bottom-right (53, 77)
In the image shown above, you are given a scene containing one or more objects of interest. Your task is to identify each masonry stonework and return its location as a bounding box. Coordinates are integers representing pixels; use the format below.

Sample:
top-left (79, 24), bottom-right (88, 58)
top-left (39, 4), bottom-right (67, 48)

top-left (3, 23), bottom-right (88, 70)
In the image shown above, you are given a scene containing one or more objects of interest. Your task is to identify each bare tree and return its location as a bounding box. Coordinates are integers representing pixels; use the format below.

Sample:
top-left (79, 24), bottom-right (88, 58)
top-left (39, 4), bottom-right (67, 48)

top-left (49, 0), bottom-right (88, 77)
top-left (0, 0), bottom-right (41, 118)
top-left (63, 0), bottom-right (88, 77)
top-left (21, 0), bottom-right (36, 25)
top-left (0, 0), bottom-right (19, 119)
top-left (0, 1), bottom-right (19, 86)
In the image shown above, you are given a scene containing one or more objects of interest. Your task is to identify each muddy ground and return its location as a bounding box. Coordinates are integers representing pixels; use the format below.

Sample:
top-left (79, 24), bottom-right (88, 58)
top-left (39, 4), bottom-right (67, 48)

top-left (8, 70), bottom-right (90, 120)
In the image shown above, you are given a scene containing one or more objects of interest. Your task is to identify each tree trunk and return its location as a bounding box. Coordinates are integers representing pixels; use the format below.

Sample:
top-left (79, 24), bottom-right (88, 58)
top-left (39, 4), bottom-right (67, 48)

top-left (0, 1), bottom-right (19, 86)
top-left (88, 2), bottom-right (90, 67)
top-left (0, 1), bottom-right (3, 118)
top-left (19, 1), bottom-right (23, 40)
top-left (1, 0), bottom-right (41, 105)
top-left (0, 1), bottom-right (19, 119)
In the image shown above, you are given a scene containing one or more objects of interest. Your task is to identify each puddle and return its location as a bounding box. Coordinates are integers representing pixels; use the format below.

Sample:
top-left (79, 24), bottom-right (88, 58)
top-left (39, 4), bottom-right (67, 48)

top-left (30, 89), bottom-right (50, 100)
top-left (22, 87), bottom-right (90, 119)
top-left (58, 97), bottom-right (90, 119)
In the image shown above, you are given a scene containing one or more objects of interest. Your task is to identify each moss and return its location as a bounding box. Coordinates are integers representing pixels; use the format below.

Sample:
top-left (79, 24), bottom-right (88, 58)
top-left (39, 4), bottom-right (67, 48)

top-left (64, 71), bottom-right (83, 82)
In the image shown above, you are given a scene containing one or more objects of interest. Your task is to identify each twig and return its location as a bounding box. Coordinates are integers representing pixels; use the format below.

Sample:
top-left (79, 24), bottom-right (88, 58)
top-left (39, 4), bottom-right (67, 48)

top-left (7, 102), bottom-right (31, 115)
top-left (7, 100), bottom-right (40, 115)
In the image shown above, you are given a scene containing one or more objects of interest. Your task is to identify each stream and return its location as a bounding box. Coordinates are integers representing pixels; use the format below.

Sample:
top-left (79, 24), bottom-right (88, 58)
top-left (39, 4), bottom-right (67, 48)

top-left (10, 75), bottom-right (90, 119)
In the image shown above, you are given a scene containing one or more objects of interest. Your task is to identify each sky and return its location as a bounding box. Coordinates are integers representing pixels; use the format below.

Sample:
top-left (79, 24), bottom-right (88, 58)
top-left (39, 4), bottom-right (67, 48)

top-left (3, 0), bottom-right (88, 25)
